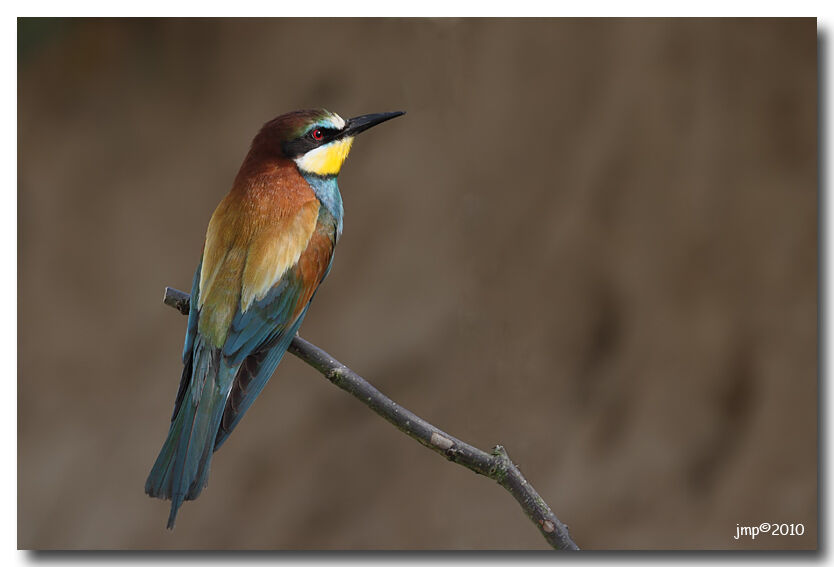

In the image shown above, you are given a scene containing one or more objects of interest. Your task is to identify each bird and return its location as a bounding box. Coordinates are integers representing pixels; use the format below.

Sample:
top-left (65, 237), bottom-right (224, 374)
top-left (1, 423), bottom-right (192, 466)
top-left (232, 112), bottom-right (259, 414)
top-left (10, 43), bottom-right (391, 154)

top-left (145, 108), bottom-right (404, 529)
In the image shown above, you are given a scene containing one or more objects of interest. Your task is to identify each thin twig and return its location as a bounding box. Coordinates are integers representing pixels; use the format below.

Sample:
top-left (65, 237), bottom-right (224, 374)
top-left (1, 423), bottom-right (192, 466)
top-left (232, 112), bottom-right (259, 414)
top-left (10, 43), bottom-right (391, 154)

top-left (162, 286), bottom-right (579, 550)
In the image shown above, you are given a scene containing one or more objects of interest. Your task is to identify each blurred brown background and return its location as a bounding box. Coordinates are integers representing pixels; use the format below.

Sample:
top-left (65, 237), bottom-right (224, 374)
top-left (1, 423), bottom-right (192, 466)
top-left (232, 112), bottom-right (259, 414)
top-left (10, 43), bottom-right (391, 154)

top-left (18, 18), bottom-right (817, 550)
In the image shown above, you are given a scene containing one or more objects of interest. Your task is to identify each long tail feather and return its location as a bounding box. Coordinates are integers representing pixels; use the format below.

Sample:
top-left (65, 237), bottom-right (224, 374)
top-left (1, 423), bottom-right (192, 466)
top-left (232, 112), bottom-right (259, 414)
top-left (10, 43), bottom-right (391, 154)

top-left (145, 339), bottom-right (236, 529)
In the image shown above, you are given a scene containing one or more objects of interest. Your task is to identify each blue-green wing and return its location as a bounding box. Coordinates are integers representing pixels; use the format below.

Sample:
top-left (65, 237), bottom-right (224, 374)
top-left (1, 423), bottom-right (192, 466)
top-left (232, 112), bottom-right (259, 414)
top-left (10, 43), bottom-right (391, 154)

top-left (213, 265), bottom-right (319, 449)
top-left (169, 260), bottom-right (202, 422)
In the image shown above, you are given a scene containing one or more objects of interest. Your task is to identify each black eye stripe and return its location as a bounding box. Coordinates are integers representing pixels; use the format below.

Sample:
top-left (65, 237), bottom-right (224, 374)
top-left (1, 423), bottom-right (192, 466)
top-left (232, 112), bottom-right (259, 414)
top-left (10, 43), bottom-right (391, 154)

top-left (310, 127), bottom-right (339, 141)
top-left (283, 127), bottom-right (343, 158)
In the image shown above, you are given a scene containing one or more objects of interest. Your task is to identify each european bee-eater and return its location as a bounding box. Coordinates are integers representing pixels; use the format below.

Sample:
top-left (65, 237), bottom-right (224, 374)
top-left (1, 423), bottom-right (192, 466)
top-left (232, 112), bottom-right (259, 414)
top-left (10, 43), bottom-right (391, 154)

top-left (145, 108), bottom-right (404, 529)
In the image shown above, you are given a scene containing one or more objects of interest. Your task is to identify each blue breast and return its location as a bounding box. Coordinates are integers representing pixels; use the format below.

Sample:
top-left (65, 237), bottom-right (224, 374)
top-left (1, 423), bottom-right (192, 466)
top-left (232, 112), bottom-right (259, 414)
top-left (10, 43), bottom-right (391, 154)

top-left (302, 173), bottom-right (344, 240)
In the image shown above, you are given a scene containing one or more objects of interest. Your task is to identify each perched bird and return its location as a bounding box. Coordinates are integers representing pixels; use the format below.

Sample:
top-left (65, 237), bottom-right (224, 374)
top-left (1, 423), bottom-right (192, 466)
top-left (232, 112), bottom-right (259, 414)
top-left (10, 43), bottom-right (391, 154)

top-left (145, 108), bottom-right (404, 529)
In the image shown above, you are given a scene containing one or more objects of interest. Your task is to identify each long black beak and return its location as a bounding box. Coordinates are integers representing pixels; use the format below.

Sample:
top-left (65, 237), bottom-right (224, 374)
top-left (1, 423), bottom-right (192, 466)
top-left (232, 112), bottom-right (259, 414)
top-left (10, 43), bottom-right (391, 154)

top-left (342, 111), bottom-right (405, 138)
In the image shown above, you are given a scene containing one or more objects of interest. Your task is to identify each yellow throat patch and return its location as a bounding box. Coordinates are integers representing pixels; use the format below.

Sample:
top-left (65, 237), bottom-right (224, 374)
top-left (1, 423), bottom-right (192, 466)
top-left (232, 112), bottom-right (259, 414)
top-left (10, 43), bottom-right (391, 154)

top-left (294, 137), bottom-right (355, 176)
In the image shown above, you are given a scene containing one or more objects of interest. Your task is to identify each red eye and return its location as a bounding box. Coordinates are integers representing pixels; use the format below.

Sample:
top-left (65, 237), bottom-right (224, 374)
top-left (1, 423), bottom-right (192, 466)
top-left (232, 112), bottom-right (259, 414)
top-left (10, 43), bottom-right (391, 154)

top-left (312, 129), bottom-right (323, 140)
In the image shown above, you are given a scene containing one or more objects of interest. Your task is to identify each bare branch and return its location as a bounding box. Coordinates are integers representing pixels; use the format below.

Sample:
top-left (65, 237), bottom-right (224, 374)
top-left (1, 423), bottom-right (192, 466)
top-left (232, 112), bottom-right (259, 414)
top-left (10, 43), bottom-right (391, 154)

top-left (162, 286), bottom-right (579, 550)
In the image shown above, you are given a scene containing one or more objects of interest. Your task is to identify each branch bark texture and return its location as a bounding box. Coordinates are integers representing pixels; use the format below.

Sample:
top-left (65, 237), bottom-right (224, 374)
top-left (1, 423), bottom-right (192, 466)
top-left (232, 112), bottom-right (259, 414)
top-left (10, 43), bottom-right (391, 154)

top-left (162, 286), bottom-right (579, 551)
